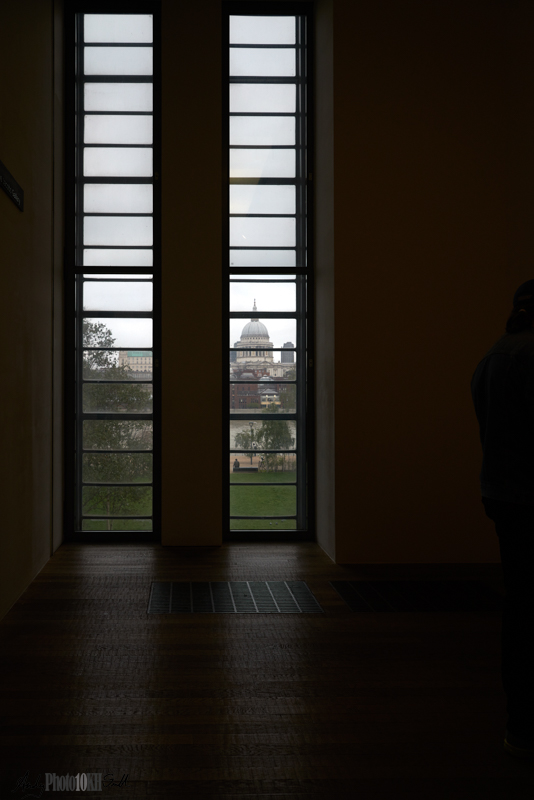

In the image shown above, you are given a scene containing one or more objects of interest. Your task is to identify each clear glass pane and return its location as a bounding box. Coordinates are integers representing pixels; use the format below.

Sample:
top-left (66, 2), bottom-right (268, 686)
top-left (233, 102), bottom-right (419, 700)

top-left (230, 149), bottom-right (294, 179)
top-left (83, 349), bottom-right (152, 381)
top-left (229, 16), bottom-right (295, 45)
top-left (84, 317), bottom-right (152, 348)
top-left (83, 383), bottom-right (152, 413)
top-left (230, 453), bottom-right (297, 482)
top-left (85, 115), bottom-right (153, 144)
top-left (230, 185), bottom-right (295, 214)
top-left (84, 249), bottom-right (153, 267)
top-left (83, 453), bottom-right (152, 483)
top-left (230, 420), bottom-right (296, 451)
top-left (84, 184), bottom-right (153, 213)
top-left (230, 485), bottom-right (296, 517)
top-left (84, 46), bottom-right (153, 75)
top-left (230, 116), bottom-right (295, 146)
top-left (82, 518), bottom-right (152, 531)
top-left (83, 420), bottom-right (153, 450)
top-left (83, 281), bottom-right (153, 311)
top-left (230, 217), bottom-right (295, 248)
top-left (85, 83), bottom-right (153, 112)
top-left (82, 486), bottom-right (152, 517)
top-left (84, 217), bottom-right (153, 246)
top-left (230, 84), bottom-right (295, 113)
top-left (84, 14), bottom-right (153, 43)
top-left (230, 250), bottom-right (295, 267)
top-left (230, 48), bottom-right (295, 77)
top-left (84, 148), bottom-right (152, 177)
top-left (230, 381), bottom-right (296, 413)
top-left (230, 518), bottom-right (296, 530)
top-left (230, 317), bottom-right (296, 351)
top-left (230, 282), bottom-right (295, 312)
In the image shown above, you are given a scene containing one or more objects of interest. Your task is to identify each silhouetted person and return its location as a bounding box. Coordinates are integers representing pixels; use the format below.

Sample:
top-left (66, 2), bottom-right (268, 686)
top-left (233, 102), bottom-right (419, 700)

top-left (471, 279), bottom-right (534, 758)
top-left (233, 458), bottom-right (240, 471)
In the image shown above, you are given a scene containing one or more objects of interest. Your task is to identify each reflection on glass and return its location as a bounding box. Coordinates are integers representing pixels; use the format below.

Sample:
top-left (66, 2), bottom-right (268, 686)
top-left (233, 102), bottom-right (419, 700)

top-left (85, 83), bottom-right (153, 112)
top-left (83, 383), bottom-right (153, 413)
top-left (85, 115), bottom-right (153, 145)
top-left (229, 250), bottom-right (296, 267)
top-left (83, 420), bottom-right (153, 450)
top-left (230, 184), bottom-right (295, 214)
top-left (229, 15), bottom-right (295, 45)
top-left (84, 184), bottom-right (153, 214)
top-left (84, 217), bottom-right (153, 246)
top-left (83, 281), bottom-right (153, 311)
top-left (230, 84), bottom-right (295, 113)
top-left (84, 249), bottom-right (153, 267)
top-left (83, 453), bottom-right (152, 483)
top-left (82, 486), bottom-right (152, 517)
top-left (83, 349), bottom-right (153, 381)
top-left (84, 46), bottom-right (153, 75)
top-left (230, 420), bottom-right (296, 451)
top-left (230, 485), bottom-right (296, 517)
top-left (84, 148), bottom-right (152, 177)
top-left (84, 14), bottom-right (153, 43)
top-left (230, 48), bottom-right (295, 77)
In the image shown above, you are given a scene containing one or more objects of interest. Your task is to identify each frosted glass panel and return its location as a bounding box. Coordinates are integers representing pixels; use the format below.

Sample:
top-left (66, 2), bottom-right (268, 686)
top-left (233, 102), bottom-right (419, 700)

top-left (230, 16), bottom-right (295, 45)
top-left (230, 84), bottom-right (295, 113)
top-left (230, 185), bottom-right (295, 214)
top-left (85, 318), bottom-right (152, 347)
top-left (230, 250), bottom-right (296, 267)
top-left (83, 282), bottom-right (153, 311)
top-left (230, 116), bottom-right (294, 146)
top-left (84, 274), bottom-right (151, 279)
top-left (230, 283), bottom-right (295, 311)
top-left (230, 218), bottom-right (295, 248)
top-left (230, 149), bottom-right (294, 178)
top-left (84, 148), bottom-right (152, 177)
top-left (85, 115), bottom-right (153, 144)
top-left (84, 184), bottom-right (153, 213)
top-left (84, 14), bottom-right (153, 43)
top-left (84, 47), bottom-right (153, 75)
top-left (85, 83), bottom-right (153, 112)
top-left (230, 48), bottom-right (295, 77)
top-left (84, 249), bottom-right (153, 267)
top-left (84, 217), bottom-right (153, 246)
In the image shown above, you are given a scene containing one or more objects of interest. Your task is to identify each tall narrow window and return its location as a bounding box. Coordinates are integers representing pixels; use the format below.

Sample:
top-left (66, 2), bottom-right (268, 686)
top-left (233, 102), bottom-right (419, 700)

top-left (225, 5), bottom-right (313, 539)
top-left (66, 4), bottom-right (160, 539)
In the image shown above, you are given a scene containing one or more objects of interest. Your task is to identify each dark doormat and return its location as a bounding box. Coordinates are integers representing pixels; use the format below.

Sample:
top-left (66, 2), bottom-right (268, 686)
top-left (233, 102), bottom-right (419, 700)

top-left (331, 580), bottom-right (503, 612)
top-left (148, 581), bottom-right (323, 614)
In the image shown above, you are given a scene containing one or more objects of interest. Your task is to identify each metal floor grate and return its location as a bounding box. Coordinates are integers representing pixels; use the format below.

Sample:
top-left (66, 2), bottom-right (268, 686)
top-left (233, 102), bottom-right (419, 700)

top-left (331, 580), bottom-right (503, 612)
top-left (148, 581), bottom-right (323, 614)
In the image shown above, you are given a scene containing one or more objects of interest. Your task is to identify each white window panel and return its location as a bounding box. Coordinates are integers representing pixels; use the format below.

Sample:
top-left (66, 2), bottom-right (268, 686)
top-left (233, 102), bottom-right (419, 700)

top-left (230, 48), bottom-right (295, 77)
top-left (84, 14), bottom-right (153, 43)
top-left (84, 46), bottom-right (153, 75)
top-left (84, 147), bottom-right (152, 177)
top-left (230, 282), bottom-right (296, 311)
top-left (230, 149), bottom-right (295, 179)
top-left (84, 216), bottom-right (153, 246)
top-left (230, 185), bottom-right (295, 215)
top-left (229, 16), bottom-right (295, 45)
top-left (83, 281), bottom-right (153, 311)
top-left (84, 184), bottom-right (153, 214)
top-left (230, 84), bottom-right (295, 113)
top-left (229, 250), bottom-right (296, 267)
top-left (230, 217), bottom-right (296, 248)
top-left (83, 249), bottom-right (153, 267)
top-left (85, 83), bottom-right (153, 112)
top-left (85, 115), bottom-right (153, 144)
top-left (230, 116), bottom-right (295, 146)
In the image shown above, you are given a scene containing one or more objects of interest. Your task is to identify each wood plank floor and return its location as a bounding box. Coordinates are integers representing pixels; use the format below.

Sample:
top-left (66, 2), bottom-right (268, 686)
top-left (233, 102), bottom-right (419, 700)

top-left (0, 543), bottom-right (532, 799)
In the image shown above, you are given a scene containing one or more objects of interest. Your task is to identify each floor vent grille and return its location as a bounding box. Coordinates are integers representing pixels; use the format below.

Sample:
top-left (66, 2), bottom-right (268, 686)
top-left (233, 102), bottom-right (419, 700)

top-left (331, 580), bottom-right (503, 612)
top-left (148, 581), bottom-right (323, 614)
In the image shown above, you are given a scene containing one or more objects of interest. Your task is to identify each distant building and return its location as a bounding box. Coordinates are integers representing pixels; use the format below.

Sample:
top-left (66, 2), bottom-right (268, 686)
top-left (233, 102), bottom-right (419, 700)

top-left (281, 343), bottom-right (295, 363)
top-left (119, 350), bottom-right (153, 377)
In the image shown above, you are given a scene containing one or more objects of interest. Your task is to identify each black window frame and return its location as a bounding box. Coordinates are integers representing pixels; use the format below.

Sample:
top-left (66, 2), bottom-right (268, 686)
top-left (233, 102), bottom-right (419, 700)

top-left (223, 1), bottom-right (315, 542)
top-left (64, 0), bottom-right (161, 542)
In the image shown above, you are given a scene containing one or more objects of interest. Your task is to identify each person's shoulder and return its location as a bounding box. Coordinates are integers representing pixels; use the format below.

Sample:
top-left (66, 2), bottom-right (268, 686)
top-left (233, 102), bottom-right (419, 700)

top-left (486, 331), bottom-right (534, 359)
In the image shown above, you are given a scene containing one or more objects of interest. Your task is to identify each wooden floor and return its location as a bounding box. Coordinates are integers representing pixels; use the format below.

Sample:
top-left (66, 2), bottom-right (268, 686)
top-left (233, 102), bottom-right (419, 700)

top-left (0, 543), bottom-right (532, 799)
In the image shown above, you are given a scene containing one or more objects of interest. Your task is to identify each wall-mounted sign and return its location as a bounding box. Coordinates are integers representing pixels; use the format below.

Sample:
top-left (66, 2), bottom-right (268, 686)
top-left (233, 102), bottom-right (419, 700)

top-left (0, 160), bottom-right (24, 211)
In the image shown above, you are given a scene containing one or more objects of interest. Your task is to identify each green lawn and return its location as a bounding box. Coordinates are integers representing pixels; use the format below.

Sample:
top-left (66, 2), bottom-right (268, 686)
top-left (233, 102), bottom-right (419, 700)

top-left (230, 470), bottom-right (297, 484)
